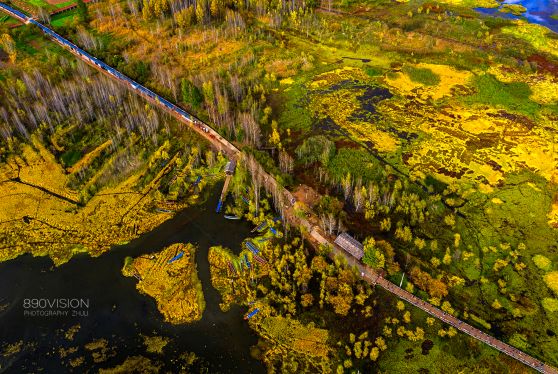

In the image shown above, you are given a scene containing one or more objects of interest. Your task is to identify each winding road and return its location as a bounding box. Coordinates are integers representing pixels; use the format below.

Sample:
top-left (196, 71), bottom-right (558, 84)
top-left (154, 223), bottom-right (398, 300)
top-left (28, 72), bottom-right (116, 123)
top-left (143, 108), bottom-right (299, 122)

top-left (1, 3), bottom-right (556, 372)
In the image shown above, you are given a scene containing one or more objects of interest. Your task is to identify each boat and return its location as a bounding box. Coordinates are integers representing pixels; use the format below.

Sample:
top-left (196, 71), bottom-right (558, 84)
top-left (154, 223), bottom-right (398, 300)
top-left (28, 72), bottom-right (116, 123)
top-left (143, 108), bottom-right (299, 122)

top-left (244, 308), bottom-right (260, 320)
top-left (167, 252), bottom-right (184, 264)
top-left (245, 241), bottom-right (259, 255)
top-left (216, 199), bottom-right (223, 213)
top-left (155, 208), bottom-right (174, 213)
top-left (224, 215), bottom-right (240, 220)
top-left (251, 221), bottom-right (268, 233)
top-left (253, 254), bottom-right (267, 265)
top-left (192, 176), bottom-right (202, 186)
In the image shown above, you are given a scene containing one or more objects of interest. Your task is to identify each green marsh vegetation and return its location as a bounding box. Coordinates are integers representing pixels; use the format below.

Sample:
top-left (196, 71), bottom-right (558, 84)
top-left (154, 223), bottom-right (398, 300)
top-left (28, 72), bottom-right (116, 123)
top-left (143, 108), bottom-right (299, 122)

top-left (402, 65), bottom-right (440, 86)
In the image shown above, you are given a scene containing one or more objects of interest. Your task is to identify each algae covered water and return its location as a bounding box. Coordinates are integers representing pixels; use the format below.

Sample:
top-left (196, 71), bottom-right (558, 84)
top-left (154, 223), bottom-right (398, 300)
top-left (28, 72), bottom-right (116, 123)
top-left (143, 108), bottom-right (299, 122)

top-left (0, 184), bottom-right (265, 373)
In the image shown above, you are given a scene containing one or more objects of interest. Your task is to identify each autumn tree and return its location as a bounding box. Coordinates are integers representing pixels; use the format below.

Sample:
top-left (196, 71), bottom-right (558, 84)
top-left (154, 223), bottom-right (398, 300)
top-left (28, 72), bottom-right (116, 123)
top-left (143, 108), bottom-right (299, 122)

top-left (0, 34), bottom-right (16, 63)
top-left (409, 267), bottom-right (448, 298)
top-left (268, 120), bottom-right (281, 149)
top-left (175, 6), bottom-right (196, 27)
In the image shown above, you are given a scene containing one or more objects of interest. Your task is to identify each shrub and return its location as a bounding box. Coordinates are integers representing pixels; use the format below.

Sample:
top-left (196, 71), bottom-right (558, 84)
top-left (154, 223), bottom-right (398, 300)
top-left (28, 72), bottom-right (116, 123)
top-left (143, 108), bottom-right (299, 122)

top-left (533, 254), bottom-right (552, 271)
top-left (509, 333), bottom-right (529, 350)
top-left (463, 74), bottom-right (538, 117)
top-left (544, 271), bottom-right (558, 295)
top-left (402, 65), bottom-right (440, 86)
top-left (542, 298), bottom-right (558, 312)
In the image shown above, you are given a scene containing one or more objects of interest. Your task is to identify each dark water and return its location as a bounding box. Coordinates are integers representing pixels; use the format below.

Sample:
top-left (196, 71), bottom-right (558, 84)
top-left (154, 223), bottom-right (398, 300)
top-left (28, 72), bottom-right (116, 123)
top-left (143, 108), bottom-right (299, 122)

top-left (0, 184), bottom-right (265, 373)
top-left (476, 0), bottom-right (558, 33)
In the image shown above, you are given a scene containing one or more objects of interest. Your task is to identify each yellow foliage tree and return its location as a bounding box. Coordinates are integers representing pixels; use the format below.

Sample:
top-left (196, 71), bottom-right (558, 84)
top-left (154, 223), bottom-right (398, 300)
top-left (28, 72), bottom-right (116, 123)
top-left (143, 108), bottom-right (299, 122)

top-left (375, 337), bottom-right (387, 351)
top-left (369, 347), bottom-right (380, 361)
top-left (491, 299), bottom-right (503, 310)
top-left (545, 272), bottom-right (558, 294)
top-left (1, 34), bottom-right (16, 63)
top-left (210, 0), bottom-right (219, 17)
top-left (403, 311), bottom-right (411, 324)
top-left (269, 121), bottom-right (282, 149)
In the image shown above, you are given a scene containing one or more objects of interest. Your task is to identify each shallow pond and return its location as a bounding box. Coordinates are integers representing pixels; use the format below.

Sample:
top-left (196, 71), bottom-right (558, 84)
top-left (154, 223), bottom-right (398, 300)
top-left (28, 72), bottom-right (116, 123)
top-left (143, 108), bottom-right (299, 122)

top-left (0, 183), bottom-right (265, 373)
top-left (476, 0), bottom-right (558, 33)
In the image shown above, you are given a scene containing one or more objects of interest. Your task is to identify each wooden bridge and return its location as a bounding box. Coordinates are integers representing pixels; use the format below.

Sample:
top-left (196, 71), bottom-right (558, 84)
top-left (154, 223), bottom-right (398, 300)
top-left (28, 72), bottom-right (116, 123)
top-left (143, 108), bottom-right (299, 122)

top-left (1, 4), bottom-right (556, 372)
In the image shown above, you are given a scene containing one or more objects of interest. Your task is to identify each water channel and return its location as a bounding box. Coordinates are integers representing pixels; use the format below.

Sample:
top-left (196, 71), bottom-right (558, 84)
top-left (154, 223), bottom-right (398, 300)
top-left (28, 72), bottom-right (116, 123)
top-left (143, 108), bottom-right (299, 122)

top-left (0, 184), bottom-right (265, 373)
top-left (476, 0), bottom-right (558, 33)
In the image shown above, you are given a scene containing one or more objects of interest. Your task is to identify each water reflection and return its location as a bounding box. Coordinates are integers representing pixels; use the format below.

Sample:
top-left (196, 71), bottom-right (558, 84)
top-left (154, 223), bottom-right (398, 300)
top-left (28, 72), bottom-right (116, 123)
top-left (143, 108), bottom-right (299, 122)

top-left (476, 0), bottom-right (558, 33)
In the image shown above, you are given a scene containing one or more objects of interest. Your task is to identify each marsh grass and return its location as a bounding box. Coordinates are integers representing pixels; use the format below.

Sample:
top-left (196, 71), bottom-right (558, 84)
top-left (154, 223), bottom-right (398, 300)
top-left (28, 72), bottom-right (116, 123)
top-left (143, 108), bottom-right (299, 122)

top-left (402, 65), bottom-right (440, 86)
top-left (463, 74), bottom-right (539, 117)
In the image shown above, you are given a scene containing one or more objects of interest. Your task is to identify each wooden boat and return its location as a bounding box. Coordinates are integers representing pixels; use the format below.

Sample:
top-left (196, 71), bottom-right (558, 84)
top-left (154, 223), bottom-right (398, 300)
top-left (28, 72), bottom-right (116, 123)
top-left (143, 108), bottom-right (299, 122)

top-left (224, 215), bottom-right (241, 220)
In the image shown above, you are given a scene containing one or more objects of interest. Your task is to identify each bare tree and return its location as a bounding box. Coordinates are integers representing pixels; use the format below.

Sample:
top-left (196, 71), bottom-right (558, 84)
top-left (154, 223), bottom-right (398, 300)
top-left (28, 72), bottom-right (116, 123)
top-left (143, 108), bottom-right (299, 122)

top-left (279, 150), bottom-right (294, 175)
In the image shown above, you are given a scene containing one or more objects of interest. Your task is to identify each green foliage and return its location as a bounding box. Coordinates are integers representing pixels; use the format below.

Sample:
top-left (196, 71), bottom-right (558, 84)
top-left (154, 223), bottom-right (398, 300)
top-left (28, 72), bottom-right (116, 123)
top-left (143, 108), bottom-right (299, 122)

top-left (463, 74), bottom-right (539, 117)
top-left (402, 65), bottom-right (440, 86)
top-left (181, 79), bottom-right (203, 108)
top-left (50, 10), bottom-right (78, 28)
top-left (364, 65), bottom-right (383, 77)
top-left (76, 0), bottom-right (88, 23)
top-left (295, 135), bottom-right (335, 166)
top-left (60, 150), bottom-right (81, 167)
top-left (508, 333), bottom-right (529, 350)
top-left (118, 59), bottom-right (150, 83)
top-left (362, 238), bottom-right (385, 269)
top-left (315, 195), bottom-right (343, 216)
top-left (327, 149), bottom-right (383, 184)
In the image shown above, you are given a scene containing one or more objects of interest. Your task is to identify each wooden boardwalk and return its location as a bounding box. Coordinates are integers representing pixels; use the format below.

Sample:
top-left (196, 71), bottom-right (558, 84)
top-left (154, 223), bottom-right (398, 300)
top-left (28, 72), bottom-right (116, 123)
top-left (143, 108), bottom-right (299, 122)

top-left (1, 4), bottom-right (556, 372)
top-left (321, 230), bottom-right (558, 374)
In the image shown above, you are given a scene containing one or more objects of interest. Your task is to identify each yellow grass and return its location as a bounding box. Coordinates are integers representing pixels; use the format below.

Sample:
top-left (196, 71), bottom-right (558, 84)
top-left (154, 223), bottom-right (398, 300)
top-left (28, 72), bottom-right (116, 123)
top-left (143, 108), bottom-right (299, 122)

top-left (384, 63), bottom-right (472, 100)
top-left (310, 66), bottom-right (369, 89)
top-left (309, 67), bottom-right (400, 153)
top-left (502, 22), bottom-right (558, 59)
top-left (68, 139), bottom-right (113, 174)
top-left (491, 198), bottom-right (503, 204)
top-left (123, 243), bottom-right (205, 324)
top-left (530, 80), bottom-right (558, 105)
top-left (433, 0), bottom-right (500, 7)
top-left (385, 96), bottom-right (558, 186)
top-left (0, 144), bottom-right (194, 266)
top-left (280, 77), bottom-right (294, 85)
top-left (257, 315), bottom-right (331, 363)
